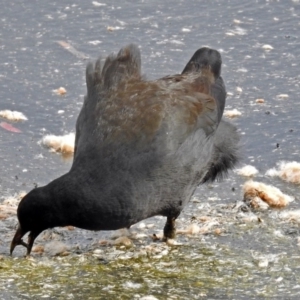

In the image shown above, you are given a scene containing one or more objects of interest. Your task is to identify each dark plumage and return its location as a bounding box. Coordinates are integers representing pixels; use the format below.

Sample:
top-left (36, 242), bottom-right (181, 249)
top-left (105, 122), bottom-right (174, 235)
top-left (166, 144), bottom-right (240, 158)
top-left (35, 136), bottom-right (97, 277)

top-left (11, 44), bottom-right (240, 256)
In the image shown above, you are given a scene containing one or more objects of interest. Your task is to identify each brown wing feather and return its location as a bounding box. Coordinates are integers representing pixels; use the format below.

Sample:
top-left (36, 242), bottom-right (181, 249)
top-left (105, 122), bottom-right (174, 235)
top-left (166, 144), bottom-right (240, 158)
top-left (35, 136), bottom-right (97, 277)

top-left (95, 70), bottom-right (217, 148)
top-left (76, 44), bottom-right (219, 156)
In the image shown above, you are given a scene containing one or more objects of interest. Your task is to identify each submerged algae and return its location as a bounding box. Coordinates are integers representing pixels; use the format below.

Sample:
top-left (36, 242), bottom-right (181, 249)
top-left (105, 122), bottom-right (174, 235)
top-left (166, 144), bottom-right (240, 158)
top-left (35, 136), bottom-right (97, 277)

top-left (1, 240), bottom-right (300, 300)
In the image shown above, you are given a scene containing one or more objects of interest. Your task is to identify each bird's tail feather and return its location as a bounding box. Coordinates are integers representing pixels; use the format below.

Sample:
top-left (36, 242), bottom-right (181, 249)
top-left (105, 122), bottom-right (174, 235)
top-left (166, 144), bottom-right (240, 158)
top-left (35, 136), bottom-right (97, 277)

top-left (201, 120), bottom-right (241, 183)
top-left (85, 44), bottom-right (142, 95)
top-left (102, 44), bottom-right (141, 90)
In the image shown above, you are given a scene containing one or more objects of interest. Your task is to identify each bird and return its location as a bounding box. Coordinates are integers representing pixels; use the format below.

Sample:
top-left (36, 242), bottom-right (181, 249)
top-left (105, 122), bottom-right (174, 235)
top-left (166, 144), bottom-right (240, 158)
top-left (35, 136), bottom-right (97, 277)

top-left (10, 44), bottom-right (240, 256)
top-left (182, 48), bottom-right (239, 183)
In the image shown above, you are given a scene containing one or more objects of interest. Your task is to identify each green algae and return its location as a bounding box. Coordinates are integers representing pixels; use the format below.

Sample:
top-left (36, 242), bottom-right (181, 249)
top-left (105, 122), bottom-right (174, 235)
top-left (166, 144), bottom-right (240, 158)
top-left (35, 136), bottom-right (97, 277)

top-left (1, 242), bottom-right (300, 300)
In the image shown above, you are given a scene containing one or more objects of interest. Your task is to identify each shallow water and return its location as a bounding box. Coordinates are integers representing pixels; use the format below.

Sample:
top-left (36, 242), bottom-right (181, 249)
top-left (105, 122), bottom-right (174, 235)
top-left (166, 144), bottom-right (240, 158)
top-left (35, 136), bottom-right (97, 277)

top-left (0, 0), bottom-right (300, 299)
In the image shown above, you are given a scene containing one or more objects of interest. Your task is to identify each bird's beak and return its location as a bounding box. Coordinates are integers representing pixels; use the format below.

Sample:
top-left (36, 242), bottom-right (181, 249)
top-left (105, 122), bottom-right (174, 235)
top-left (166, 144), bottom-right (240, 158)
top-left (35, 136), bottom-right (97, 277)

top-left (10, 225), bottom-right (40, 256)
top-left (10, 224), bottom-right (28, 256)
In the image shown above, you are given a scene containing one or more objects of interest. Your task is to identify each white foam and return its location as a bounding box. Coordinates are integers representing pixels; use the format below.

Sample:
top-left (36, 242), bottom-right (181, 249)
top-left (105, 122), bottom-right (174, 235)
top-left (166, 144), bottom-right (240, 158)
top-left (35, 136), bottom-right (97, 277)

top-left (236, 165), bottom-right (259, 177)
top-left (266, 161), bottom-right (300, 184)
top-left (224, 109), bottom-right (242, 118)
top-left (243, 180), bottom-right (294, 209)
top-left (40, 133), bottom-right (75, 154)
top-left (279, 210), bottom-right (300, 223)
top-left (0, 110), bottom-right (28, 121)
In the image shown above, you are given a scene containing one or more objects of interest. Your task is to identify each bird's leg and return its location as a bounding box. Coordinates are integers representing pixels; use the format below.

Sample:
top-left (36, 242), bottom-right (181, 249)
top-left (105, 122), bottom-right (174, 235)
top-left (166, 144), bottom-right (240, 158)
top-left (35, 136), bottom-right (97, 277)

top-left (25, 230), bottom-right (42, 256)
top-left (163, 216), bottom-right (177, 241)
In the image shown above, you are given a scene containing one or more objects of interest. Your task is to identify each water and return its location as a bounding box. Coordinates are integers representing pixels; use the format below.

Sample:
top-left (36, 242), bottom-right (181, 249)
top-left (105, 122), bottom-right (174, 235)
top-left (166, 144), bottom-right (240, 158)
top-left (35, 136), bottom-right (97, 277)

top-left (0, 0), bottom-right (300, 299)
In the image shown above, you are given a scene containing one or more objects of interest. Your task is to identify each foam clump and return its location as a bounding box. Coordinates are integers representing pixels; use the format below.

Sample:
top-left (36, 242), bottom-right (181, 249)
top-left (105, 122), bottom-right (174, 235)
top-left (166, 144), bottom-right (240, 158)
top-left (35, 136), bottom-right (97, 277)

top-left (243, 180), bottom-right (294, 210)
top-left (0, 110), bottom-right (28, 121)
top-left (224, 109), bottom-right (242, 118)
top-left (2, 191), bottom-right (26, 206)
top-left (177, 223), bottom-right (201, 235)
top-left (139, 296), bottom-right (159, 300)
top-left (0, 191), bottom-right (26, 220)
top-left (266, 161), bottom-right (300, 184)
top-left (53, 87), bottom-right (67, 95)
top-left (279, 210), bottom-right (300, 224)
top-left (236, 165), bottom-right (259, 177)
top-left (40, 133), bottom-right (75, 154)
top-left (44, 241), bottom-right (69, 256)
top-left (177, 220), bottom-right (219, 235)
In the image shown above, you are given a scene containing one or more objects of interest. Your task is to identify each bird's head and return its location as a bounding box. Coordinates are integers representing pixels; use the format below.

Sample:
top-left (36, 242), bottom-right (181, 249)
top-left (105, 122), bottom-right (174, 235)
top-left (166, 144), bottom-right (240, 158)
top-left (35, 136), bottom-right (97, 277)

top-left (10, 186), bottom-right (63, 256)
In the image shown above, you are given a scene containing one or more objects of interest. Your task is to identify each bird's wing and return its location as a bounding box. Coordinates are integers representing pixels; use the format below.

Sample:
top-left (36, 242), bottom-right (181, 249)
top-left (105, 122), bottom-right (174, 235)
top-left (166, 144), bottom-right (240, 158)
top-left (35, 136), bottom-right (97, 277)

top-left (211, 76), bottom-right (226, 122)
top-left (156, 73), bottom-right (219, 146)
top-left (75, 44), bottom-right (220, 158)
top-left (181, 48), bottom-right (239, 183)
